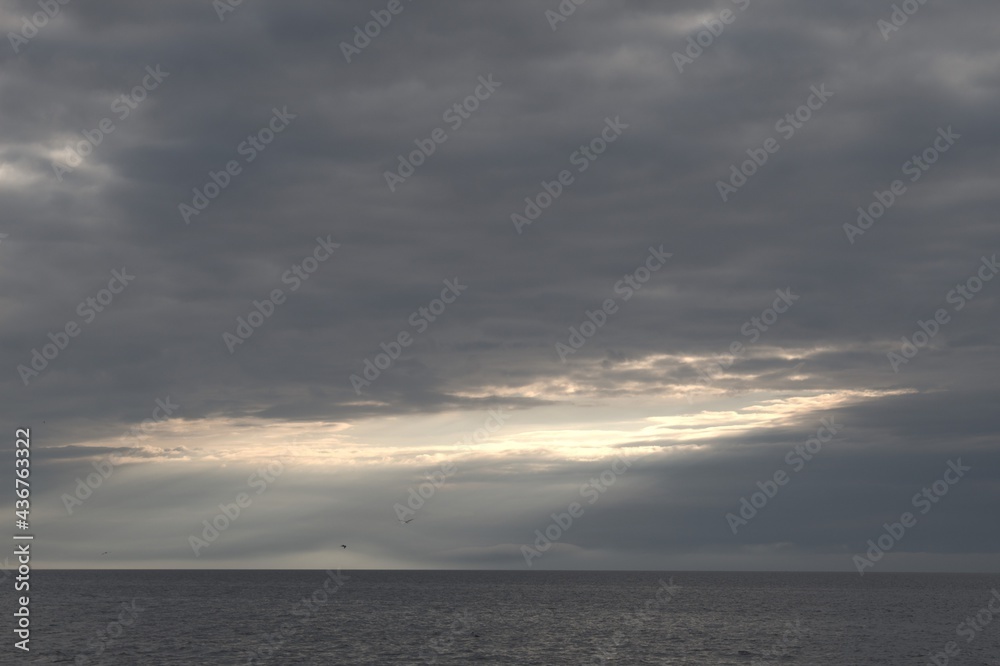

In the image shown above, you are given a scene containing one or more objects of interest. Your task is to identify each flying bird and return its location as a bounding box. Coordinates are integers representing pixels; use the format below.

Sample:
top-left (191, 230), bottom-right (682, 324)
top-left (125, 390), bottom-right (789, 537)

top-left (399, 518), bottom-right (414, 524)
top-left (340, 545), bottom-right (347, 549)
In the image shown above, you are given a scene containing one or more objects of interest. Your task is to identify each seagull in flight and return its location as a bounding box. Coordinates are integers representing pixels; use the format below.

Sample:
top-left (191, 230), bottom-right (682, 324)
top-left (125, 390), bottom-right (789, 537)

top-left (340, 544), bottom-right (347, 549)
top-left (399, 518), bottom-right (414, 524)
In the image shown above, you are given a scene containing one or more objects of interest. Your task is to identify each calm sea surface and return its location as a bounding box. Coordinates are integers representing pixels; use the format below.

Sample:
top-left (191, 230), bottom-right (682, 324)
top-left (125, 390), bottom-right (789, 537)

top-left (17, 571), bottom-right (1000, 665)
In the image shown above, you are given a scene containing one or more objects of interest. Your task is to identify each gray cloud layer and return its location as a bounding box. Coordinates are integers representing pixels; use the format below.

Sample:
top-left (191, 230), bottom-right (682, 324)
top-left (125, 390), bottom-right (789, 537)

top-left (2, 0), bottom-right (997, 570)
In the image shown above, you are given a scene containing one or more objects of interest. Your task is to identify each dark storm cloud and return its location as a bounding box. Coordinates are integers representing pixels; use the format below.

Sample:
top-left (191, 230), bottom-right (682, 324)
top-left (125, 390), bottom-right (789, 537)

top-left (2, 0), bottom-right (997, 569)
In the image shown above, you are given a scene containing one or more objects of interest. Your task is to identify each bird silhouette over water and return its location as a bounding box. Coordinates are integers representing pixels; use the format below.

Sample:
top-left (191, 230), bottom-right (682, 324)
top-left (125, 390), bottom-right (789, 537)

top-left (340, 545), bottom-right (347, 549)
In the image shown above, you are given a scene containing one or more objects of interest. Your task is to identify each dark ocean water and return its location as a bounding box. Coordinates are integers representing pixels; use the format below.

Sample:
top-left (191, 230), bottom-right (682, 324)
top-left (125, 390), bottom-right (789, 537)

top-left (15, 571), bottom-right (1000, 665)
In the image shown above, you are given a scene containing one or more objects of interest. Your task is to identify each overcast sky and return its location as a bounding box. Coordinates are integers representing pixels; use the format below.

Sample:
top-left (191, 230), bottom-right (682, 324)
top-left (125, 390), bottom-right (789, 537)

top-left (2, 0), bottom-right (998, 571)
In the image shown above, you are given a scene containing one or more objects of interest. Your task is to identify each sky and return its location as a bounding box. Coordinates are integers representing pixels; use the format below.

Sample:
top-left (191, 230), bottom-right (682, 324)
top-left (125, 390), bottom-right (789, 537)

top-left (2, 0), bottom-right (998, 571)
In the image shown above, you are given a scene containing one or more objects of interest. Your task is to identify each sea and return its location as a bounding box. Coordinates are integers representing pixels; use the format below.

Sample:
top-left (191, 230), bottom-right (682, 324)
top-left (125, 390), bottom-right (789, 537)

top-left (18, 571), bottom-right (1000, 665)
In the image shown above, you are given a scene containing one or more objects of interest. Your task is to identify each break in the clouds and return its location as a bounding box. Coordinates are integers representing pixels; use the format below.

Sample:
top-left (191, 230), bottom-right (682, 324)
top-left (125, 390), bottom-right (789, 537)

top-left (1, 0), bottom-right (998, 571)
